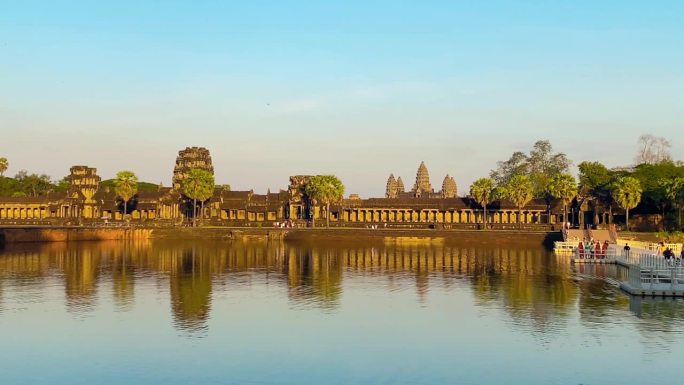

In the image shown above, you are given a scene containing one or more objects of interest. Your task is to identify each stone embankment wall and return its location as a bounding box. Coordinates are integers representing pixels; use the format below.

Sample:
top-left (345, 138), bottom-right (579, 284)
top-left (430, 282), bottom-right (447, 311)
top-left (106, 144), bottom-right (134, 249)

top-left (0, 227), bottom-right (560, 247)
top-left (0, 228), bottom-right (152, 244)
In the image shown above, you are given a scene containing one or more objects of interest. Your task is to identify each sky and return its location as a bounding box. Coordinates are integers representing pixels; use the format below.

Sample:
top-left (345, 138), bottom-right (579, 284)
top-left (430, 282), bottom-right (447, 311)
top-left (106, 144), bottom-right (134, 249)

top-left (1, 0), bottom-right (682, 197)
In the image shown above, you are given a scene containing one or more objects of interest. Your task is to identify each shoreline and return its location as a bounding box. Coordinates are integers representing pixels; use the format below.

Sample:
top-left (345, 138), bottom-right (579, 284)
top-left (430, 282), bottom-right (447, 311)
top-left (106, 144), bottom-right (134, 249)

top-left (0, 226), bottom-right (561, 247)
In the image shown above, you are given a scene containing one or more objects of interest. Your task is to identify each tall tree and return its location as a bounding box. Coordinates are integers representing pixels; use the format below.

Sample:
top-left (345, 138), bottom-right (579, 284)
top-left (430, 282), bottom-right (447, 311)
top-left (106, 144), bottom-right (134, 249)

top-left (0, 157), bottom-right (8, 177)
top-left (114, 171), bottom-right (139, 221)
top-left (578, 161), bottom-right (619, 224)
top-left (612, 176), bottom-right (642, 231)
top-left (14, 171), bottom-right (54, 197)
top-left (490, 140), bottom-right (570, 197)
top-left (182, 168), bottom-right (215, 227)
top-left (490, 151), bottom-right (529, 186)
top-left (635, 134), bottom-right (671, 165)
top-left (469, 178), bottom-right (495, 230)
top-left (578, 161), bottom-right (611, 192)
top-left (304, 175), bottom-right (345, 227)
top-left (547, 173), bottom-right (577, 227)
top-left (660, 177), bottom-right (684, 230)
top-left (502, 175), bottom-right (534, 229)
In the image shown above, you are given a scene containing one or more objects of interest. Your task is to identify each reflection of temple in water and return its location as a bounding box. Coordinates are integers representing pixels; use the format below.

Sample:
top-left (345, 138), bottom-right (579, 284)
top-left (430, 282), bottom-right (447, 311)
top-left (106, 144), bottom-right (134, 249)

top-left (169, 248), bottom-right (213, 332)
top-left (1, 240), bottom-right (682, 335)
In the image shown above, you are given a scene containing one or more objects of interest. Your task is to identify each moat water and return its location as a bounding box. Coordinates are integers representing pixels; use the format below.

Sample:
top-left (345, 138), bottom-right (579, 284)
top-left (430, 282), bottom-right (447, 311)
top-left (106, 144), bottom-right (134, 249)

top-left (0, 239), bottom-right (683, 385)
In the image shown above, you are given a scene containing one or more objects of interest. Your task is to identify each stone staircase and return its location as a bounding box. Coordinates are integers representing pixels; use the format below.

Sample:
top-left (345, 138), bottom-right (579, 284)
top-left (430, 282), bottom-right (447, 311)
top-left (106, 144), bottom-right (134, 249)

top-left (563, 228), bottom-right (617, 243)
top-left (589, 229), bottom-right (615, 243)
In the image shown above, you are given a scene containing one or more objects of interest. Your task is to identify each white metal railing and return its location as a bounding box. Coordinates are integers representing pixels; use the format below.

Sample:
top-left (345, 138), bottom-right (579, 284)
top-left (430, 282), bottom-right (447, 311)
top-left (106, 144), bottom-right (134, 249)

top-left (617, 246), bottom-right (684, 291)
top-left (616, 239), bottom-right (682, 255)
top-left (629, 266), bottom-right (684, 290)
top-left (572, 244), bottom-right (616, 261)
top-left (615, 247), bottom-right (683, 270)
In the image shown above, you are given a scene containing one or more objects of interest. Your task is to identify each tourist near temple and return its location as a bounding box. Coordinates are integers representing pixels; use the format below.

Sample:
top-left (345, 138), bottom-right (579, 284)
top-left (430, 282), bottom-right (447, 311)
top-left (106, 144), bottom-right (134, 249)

top-left (0, 147), bottom-right (571, 229)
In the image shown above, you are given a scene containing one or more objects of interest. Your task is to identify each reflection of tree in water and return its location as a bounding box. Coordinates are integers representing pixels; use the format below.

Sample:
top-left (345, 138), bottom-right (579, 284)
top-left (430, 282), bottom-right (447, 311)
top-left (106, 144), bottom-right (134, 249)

top-left (462, 246), bottom-right (577, 334)
top-left (4, 239), bottom-right (684, 338)
top-left (111, 248), bottom-right (135, 311)
top-left (284, 246), bottom-right (342, 311)
top-left (576, 268), bottom-right (628, 325)
top-left (170, 248), bottom-right (212, 334)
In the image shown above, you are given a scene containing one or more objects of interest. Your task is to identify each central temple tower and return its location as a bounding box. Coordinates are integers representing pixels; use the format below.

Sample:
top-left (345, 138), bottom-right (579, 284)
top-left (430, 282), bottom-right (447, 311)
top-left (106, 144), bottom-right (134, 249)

top-left (412, 161), bottom-right (433, 195)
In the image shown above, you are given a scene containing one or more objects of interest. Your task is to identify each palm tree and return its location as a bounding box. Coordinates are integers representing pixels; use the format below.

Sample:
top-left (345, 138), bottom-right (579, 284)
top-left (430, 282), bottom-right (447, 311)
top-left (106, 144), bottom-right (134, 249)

top-left (0, 157), bottom-right (8, 177)
top-left (113, 171), bottom-right (138, 221)
top-left (304, 175), bottom-right (345, 227)
top-left (612, 176), bottom-right (642, 231)
top-left (182, 168), bottom-right (215, 227)
top-left (469, 178), bottom-right (494, 229)
top-left (547, 173), bottom-right (577, 228)
top-left (503, 175), bottom-right (534, 229)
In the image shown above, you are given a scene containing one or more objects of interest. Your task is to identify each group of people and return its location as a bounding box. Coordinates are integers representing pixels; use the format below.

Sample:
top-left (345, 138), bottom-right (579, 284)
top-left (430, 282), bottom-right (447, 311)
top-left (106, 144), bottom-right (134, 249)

top-left (577, 239), bottom-right (610, 259)
top-left (274, 219), bottom-right (297, 228)
top-left (658, 242), bottom-right (684, 262)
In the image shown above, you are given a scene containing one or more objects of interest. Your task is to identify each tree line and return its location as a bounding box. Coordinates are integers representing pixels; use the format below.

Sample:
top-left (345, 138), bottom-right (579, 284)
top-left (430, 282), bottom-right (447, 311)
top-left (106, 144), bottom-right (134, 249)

top-left (468, 136), bottom-right (684, 231)
top-left (2, 134), bottom-right (682, 231)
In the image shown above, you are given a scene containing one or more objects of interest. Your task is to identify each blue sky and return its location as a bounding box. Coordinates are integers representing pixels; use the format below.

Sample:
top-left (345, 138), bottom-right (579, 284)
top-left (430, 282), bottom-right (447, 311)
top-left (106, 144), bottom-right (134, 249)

top-left (1, 1), bottom-right (682, 196)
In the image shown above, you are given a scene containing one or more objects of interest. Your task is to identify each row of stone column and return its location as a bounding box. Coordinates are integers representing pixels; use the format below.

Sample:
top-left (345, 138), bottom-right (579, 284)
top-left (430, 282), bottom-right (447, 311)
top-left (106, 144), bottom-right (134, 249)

top-left (0, 206), bottom-right (48, 219)
top-left (341, 209), bottom-right (544, 224)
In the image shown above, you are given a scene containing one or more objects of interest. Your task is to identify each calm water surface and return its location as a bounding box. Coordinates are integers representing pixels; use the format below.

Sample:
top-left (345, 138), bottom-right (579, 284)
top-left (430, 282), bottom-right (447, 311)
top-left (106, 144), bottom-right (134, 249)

top-left (1, 239), bottom-right (683, 385)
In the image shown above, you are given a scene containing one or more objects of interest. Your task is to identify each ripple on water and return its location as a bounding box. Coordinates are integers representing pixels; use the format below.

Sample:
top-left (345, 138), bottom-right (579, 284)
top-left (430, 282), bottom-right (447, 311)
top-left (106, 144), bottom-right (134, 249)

top-left (1, 241), bottom-right (684, 385)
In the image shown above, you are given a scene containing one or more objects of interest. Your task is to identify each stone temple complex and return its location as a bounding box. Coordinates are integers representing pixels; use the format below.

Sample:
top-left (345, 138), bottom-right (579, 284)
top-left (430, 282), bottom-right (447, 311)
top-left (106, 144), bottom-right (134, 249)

top-left (386, 162), bottom-right (456, 199)
top-left (0, 148), bottom-right (567, 229)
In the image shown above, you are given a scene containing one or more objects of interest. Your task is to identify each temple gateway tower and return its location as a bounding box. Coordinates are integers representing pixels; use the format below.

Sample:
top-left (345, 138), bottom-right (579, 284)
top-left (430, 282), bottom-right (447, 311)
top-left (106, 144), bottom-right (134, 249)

top-left (172, 147), bottom-right (214, 190)
top-left (68, 166), bottom-right (101, 219)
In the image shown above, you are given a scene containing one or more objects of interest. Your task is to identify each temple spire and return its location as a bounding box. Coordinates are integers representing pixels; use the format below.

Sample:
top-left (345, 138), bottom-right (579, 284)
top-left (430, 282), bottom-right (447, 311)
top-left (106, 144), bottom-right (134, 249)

top-left (386, 174), bottom-right (398, 198)
top-left (441, 174), bottom-right (457, 198)
top-left (396, 177), bottom-right (405, 193)
top-left (412, 161), bottom-right (433, 195)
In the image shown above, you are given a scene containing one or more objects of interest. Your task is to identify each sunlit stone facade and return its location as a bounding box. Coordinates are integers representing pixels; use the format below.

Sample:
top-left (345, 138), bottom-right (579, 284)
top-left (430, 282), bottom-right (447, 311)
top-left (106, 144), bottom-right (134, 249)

top-left (0, 150), bottom-right (561, 228)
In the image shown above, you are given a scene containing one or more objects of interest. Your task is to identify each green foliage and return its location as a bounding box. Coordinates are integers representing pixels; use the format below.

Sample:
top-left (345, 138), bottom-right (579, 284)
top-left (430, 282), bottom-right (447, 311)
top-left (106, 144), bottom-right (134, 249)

top-left (469, 178), bottom-right (495, 229)
top-left (305, 175), bottom-right (345, 205)
top-left (0, 176), bottom-right (20, 197)
top-left (502, 175), bottom-right (534, 210)
top-left (469, 178), bottom-right (494, 208)
top-left (114, 171), bottom-right (139, 205)
top-left (578, 161), bottom-right (611, 192)
top-left (547, 173), bottom-right (577, 207)
top-left (661, 177), bottom-right (684, 200)
top-left (612, 176), bottom-right (642, 211)
top-left (490, 140), bottom-right (570, 197)
top-left (54, 177), bottom-right (70, 193)
top-left (548, 173), bottom-right (577, 224)
top-left (0, 171), bottom-right (55, 197)
top-left (182, 168), bottom-right (215, 202)
top-left (630, 161), bottom-right (684, 219)
top-left (655, 231), bottom-right (684, 243)
top-left (305, 175), bottom-right (345, 227)
top-left (501, 175), bottom-right (534, 227)
top-left (612, 176), bottom-right (643, 230)
top-left (0, 157), bottom-right (7, 176)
